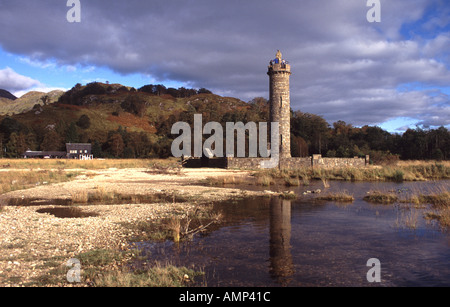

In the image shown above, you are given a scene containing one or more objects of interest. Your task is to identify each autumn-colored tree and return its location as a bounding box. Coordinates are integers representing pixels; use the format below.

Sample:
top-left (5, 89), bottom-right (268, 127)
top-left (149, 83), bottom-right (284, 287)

top-left (291, 135), bottom-right (308, 157)
top-left (108, 133), bottom-right (124, 157)
top-left (127, 132), bottom-right (150, 158)
top-left (41, 130), bottom-right (64, 151)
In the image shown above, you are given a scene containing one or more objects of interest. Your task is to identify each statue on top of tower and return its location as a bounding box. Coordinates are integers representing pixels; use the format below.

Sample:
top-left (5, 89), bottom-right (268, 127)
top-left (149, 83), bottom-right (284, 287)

top-left (276, 50), bottom-right (282, 61)
top-left (270, 50), bottom-right (289, 66)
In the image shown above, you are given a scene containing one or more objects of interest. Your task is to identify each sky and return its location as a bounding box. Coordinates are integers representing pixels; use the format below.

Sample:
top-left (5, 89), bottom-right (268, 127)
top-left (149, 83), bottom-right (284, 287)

top-left (0, 0), bottom-right (449, 133)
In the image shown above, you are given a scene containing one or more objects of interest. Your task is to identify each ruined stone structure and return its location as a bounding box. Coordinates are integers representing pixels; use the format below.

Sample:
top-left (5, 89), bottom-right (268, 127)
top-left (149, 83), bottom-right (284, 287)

top-left (268, 50), bottom-right (291, 158)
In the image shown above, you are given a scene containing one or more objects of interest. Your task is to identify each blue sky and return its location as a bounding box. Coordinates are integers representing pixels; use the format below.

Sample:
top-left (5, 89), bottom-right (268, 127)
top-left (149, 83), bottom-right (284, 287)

top-left (0, 49), bottom-right (161, 94)
top-left (0, 0), bottom-right (449, 133)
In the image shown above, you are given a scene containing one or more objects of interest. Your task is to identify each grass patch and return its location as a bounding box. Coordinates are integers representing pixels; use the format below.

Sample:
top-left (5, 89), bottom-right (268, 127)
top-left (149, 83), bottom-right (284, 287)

top-left (279, 191), bottom-right (297, 200)
top-left (256, 174), bottom-right (274, 186)
top-left (71, 188), bottom-right (192, 205)
top-left (316, 191), bottom-right (355, 202)
top-left (253, 161), bottom-right (450, 183)
top-left (418, 191), bottom-right (450, 208)
top-left (390, 170), bottom-right (404, 182)
top-left (31, 250), bottom-right (122, 286)
top-left (394, 184), bottom-right (450, 230)
top-left (0, 158), bottom-right (179, 170)
top-left (283, 176), bottom-right (300, 187)
top-left (420, 190), bottom-right (450, 229)
top-left (7, 189), bottom-right (194, 207)
top-left (93, 262), bottom-right (202, 287)
top-left (0, 170), bottom-right (79, 195)
top-left (31, 248), bottom-right (203, 287)
top-left (201, 175), bottom-right (248, 186)
top-left (425, 208), bottom-right (450, 229)
top-left (363, 191), bottom-right (398, 204)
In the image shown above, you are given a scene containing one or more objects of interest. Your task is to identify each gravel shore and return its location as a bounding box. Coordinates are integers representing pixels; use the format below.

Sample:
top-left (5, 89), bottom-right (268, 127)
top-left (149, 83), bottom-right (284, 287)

top-left (0, 167), bottom-right (262, 287)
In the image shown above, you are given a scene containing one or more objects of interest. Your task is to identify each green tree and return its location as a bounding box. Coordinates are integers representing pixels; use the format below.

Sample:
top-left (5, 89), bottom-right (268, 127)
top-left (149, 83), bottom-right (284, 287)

top-left (0, 117), bottom-right (27, 139)
top-left (5, 132), bottom-right (27, 157)
top-left (291, 111), bottom-right (329, 155)
top-left (121, 94), bottom-right (147, 117)
top-left (198, 88), bottom-right (212, 94)
top-left (65, 122), bottom-right (79, 143)
top-left (399, 128), bottom-right (427, 160)
top-left (76, 114), bottom-right (91, 129)
top-left (91, 141), bottom-right (103, 158)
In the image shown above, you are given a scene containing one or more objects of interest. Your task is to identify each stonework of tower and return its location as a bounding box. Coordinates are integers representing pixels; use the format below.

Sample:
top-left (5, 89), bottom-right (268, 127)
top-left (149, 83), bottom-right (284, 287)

top-left (267, 50), bottom-right (291, 158)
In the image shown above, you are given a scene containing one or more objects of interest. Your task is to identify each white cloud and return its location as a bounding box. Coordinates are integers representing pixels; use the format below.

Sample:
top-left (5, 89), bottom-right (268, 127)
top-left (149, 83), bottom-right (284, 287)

top-left (0, 67), bottom-right (42, 92)
top-left (0, 67), bottom-right (67, 98)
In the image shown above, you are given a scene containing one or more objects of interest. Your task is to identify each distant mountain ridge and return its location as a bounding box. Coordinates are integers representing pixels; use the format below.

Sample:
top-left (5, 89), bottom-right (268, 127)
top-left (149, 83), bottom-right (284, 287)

top-left (0, 89), bottom-right (17, 100)
top-left (0, 90), bottom-right (64, 115)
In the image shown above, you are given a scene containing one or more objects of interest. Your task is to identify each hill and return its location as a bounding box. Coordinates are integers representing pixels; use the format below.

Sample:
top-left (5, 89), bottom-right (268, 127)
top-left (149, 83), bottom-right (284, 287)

top-left (0, 90), bottom-right (64, 116)
top-left (0, 89), bottom-right (17, 100)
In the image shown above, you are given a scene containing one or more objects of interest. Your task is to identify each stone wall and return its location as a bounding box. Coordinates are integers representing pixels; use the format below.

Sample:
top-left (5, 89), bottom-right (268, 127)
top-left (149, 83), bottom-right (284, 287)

top-left (226, 157), bottom-right (272, 169)
top-left (311, 155), bottom-right (369, 168)
top-left (279, 157), bottom-right (313, 169)
top-left (184, 155), bottom-right (369, 170)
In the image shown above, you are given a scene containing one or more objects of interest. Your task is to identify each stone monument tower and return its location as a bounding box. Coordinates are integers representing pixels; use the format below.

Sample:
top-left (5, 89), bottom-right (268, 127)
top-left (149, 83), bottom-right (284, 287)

top-left (268, 50), bottom-right (291, 158)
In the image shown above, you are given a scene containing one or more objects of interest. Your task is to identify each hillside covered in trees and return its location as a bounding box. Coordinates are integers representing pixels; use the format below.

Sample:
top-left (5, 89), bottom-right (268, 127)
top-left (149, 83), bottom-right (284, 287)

top-left (0, 82), bottom-right (448, 162)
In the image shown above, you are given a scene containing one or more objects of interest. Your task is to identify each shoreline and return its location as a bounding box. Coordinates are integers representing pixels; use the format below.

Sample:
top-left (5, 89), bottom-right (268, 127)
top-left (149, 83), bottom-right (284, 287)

top-left (0, 167), bottom-right (264, 287)
top-left (0, 161), bottom-right (449, 286)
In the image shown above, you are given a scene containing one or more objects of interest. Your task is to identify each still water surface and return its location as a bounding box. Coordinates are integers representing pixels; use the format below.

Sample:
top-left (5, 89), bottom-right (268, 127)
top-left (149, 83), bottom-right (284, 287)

top-left (137, 180), bottom-right (450, 286)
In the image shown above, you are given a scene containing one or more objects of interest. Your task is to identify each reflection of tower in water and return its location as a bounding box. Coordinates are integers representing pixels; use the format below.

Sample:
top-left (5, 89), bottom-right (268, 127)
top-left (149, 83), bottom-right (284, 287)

top-left (269, 197), bottom-right (294, 285)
